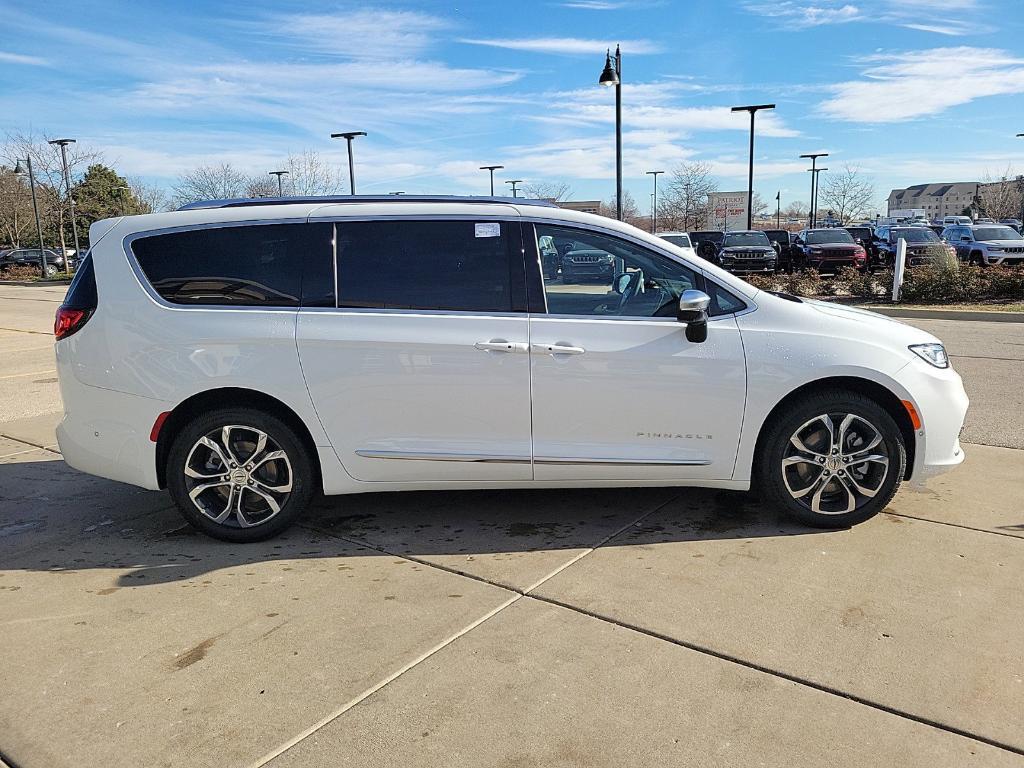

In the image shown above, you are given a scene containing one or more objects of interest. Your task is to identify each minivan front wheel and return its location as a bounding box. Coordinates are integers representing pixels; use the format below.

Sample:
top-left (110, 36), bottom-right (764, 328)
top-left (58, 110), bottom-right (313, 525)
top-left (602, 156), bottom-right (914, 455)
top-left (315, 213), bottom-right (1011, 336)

top-left (167, 408), bottom-right (314, 542)
top-left (757, 390), bottom-right (906, 528)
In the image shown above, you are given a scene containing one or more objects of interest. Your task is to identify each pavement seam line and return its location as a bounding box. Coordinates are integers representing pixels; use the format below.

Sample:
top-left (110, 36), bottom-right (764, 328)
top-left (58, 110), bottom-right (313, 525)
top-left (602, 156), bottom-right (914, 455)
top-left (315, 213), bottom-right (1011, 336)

top-left (0, 433), bottom-right (61, 455)
top-left (0, 327), bottom-right (52, 335)
top-left (0, 369), bottom-right (56, 381)
top-left (524, 593), bottom-right (1024, 758)
top-left (253, 496), bottom-right (677, 767)
top-left (883, 511), bottom-right (1024, 540)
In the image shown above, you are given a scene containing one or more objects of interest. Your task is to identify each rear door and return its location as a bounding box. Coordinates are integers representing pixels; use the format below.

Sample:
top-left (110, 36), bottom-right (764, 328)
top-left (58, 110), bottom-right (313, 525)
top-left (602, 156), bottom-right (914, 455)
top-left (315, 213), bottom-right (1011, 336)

top-left (297, 214), bottom-right (534, 482)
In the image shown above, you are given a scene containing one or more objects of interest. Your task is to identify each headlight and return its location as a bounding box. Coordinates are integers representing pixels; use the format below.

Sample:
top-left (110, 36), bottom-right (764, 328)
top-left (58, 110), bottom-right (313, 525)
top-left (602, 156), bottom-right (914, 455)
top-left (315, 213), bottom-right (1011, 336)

top-left (987, 246), bottom-right (1003, 252)
top-left (909, 343), bottom-right (949, 369)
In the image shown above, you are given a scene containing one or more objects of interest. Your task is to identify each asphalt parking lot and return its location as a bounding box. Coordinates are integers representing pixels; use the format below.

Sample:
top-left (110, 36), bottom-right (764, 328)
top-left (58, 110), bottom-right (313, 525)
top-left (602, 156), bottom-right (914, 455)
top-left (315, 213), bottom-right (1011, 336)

top-left (1, 283), bottom-right (1022, 768)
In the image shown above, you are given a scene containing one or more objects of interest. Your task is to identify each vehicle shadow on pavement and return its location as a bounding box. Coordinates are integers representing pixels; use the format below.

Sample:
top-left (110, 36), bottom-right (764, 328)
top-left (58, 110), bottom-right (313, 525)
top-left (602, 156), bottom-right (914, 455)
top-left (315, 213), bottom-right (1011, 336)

top-left (0, 457), bottom-right (831, 590)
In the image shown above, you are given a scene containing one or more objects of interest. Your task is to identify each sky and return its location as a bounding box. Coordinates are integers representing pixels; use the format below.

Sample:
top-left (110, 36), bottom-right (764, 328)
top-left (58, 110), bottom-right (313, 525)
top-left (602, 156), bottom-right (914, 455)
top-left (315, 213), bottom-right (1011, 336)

top-left (2, 0), bottom-right (1023, 212)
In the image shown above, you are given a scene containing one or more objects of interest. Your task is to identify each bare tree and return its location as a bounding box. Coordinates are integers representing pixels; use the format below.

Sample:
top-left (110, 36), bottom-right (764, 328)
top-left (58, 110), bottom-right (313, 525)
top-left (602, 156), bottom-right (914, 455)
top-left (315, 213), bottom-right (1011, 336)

top-left (782, 201), bottom-right (809, 219)
top-left (245, 175), bottom-right (279, 199)
top-left (172, 163), bottom-right (248, 206)
top-left (658, 161), bottom-right (718, 231)
top-left (522, 181), bottom-right (572, 202)
top-left (818, 165), bottom-right (875, 224)
top-left (979, 168), bottom-right (1023, 221)
top-left (3, 130), bottom-right (101, 254)
top-left (598, 189), bottom-right (642, 224)
top-left (0, 167), bottom-right (40, 247)
top-left (285, 150), bottom-right (344, 196)
top-left (127, 177), bottom-right (169, 213)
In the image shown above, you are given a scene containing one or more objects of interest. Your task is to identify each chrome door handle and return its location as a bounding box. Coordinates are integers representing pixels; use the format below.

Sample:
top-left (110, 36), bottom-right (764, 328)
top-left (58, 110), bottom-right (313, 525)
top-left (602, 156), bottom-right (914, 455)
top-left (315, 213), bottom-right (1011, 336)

top-left (475, 340), bottom-right (529, 353)
top-left (533, 343), bottom-right (585, 356)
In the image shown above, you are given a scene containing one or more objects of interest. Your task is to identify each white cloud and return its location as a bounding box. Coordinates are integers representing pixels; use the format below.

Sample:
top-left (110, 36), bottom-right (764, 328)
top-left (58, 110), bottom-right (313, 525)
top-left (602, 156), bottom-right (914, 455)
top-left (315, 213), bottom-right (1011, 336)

top-left (743, 0), bottom-right (990, 35)
top-left (819, 47), bottom-right (1024, 122)
top-left (0, 51), bottom-right (49, 66)
top-left (253, 9), bottom-right (449, 59)
top-left (459, 37), bottom-right (662, 55)
top-left (742, 2), bottom-right (862, 27)
top-left (560, 1), bottom-right (628, 7)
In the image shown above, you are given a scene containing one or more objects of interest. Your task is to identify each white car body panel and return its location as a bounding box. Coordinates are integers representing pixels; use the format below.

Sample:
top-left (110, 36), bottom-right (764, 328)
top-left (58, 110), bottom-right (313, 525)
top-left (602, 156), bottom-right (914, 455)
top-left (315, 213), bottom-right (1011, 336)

top-left (55, 200), bottom-right (968, 503)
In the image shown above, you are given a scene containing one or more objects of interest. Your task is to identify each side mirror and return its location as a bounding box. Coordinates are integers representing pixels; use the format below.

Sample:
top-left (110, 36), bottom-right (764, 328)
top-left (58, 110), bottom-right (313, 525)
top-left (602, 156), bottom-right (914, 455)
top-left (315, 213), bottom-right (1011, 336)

top-left (677, 289), bottom-right (711, 343)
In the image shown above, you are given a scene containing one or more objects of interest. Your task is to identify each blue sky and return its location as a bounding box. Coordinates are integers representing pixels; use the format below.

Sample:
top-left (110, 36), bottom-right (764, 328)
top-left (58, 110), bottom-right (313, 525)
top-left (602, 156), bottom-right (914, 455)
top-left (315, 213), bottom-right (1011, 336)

top-left (2, 0), bottom-right (1023, 211)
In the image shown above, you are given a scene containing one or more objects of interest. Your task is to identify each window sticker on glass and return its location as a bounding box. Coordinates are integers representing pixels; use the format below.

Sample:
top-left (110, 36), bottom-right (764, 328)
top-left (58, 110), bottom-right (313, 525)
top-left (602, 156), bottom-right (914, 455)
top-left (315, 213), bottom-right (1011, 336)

top-left (475, 222), bottom-right (501, 238)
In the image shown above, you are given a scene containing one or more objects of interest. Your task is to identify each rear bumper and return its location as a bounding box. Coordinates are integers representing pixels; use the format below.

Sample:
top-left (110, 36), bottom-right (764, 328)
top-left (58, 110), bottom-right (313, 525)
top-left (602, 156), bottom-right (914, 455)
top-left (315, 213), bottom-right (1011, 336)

top-left (56, 350), bottom-right (167, 491)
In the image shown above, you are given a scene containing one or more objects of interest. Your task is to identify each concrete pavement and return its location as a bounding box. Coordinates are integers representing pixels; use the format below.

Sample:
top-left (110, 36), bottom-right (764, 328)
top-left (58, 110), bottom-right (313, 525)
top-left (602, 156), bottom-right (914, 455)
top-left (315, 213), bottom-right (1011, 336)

top-left (1, 283), bottom-right (1022, 767)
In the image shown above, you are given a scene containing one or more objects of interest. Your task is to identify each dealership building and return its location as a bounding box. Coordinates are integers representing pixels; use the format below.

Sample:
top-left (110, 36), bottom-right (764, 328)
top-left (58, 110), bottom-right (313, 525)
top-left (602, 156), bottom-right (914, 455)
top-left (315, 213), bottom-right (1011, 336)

top-left (886, 182), bottom-right (979, 219)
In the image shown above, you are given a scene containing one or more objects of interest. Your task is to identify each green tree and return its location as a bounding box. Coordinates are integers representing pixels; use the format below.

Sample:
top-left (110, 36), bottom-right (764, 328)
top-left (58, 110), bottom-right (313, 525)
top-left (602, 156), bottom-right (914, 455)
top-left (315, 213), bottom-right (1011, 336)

top-left (72, 164), bottom-right (147, 241)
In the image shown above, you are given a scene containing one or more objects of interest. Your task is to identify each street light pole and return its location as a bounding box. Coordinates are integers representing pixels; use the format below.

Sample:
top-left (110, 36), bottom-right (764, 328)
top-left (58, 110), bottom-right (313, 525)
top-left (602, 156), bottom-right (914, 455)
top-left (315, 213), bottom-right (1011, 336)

top-left (506, 179), bottom-right (523, 198)
top-left (269, 170), bottom-right (289, 196)
top-left (599, 45), bottom-right (623, 220)
top-left (49, 138), bottom-right (81, 268)
top-left (114, 185), bottom-right (130, 215)
top-left (731, 104), bottom-right (775, 230)
top-left (14, 157), bottom-right (47, 277)
top-left (646, 170), bottom-right (664, 233)
top-left (330, 131), bottom-right (367, 194)
top-left (800, 152), bottom-right (828, 227)
top-left (776, 190), bottom-right (781, 228)
top-left (808, 167), bottom-right (828, 225)
top-left (479, 165), bottom-right (504, 195)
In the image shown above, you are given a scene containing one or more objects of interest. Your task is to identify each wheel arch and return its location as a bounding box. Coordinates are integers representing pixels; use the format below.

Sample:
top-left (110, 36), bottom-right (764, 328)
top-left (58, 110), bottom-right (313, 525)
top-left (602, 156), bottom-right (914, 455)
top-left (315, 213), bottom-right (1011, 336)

top-left (155, 387), bottom-right (322, 490)
top-left (752, 375), bottom-right (916, 482)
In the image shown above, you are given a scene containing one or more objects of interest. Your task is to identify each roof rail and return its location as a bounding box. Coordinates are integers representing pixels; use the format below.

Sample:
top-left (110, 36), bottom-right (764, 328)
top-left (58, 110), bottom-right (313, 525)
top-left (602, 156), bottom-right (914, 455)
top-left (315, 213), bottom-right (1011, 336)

top-left (177, 195), bottom-right (559, 211)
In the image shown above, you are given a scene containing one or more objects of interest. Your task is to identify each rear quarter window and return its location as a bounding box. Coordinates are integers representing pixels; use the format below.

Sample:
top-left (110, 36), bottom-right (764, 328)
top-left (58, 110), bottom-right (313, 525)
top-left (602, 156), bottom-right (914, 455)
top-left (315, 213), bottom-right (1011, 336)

top-left (131, 223), bottom-right (333, 307)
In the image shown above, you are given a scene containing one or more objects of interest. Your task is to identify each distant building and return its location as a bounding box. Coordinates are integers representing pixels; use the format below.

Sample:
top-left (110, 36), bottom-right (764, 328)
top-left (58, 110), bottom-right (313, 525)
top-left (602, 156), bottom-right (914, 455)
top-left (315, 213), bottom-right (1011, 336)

top-left (556, 200), bottom-right (601, 214)
top-left (887, 182), bottom-right (978, 220)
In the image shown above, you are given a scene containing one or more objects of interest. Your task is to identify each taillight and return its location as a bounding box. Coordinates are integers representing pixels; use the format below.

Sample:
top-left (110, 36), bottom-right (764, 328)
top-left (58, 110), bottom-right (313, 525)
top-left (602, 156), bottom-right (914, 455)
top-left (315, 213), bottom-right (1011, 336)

top-left (54, 307), bottom-right (92, 340)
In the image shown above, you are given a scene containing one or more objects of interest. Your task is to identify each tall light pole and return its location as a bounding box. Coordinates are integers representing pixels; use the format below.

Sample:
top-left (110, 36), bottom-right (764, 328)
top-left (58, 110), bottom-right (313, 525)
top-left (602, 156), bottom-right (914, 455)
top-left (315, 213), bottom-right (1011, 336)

top-left (48, 138), bottom-right (81, 266)
top-left (14, 157), bottom-right (47, 276)
top-left (775, 190), bottom-right (781, 228)
top-left (114, 185), bottom-right (130, 215)
top-left (1016, 136), bottom-right (1023, 226)
top-left (731, 104), bottom-right (775, 230)
top-left (479, 165), bottom-right (504, 195)
top-left (800, 152), bottom-right (828, 227)
top-left (646, 170), bottom-right (664, 233)
top-left (269, 170), bottom-right (289, 196)
top-left (599, 45), bottom-right (623, 220)
top-left (808, 167), bottom-right (828, 225)
top-left (506, 179), bottom-right (523, 198)
top-left (330, 131), bottom-right (366, 194)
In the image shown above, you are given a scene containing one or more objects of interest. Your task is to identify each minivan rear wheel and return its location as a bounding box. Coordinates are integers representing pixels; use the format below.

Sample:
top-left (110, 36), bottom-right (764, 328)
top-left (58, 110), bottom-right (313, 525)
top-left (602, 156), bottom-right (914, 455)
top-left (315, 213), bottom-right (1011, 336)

top-left (167, 408), bottom-right (314, 542)
top-left (756, 389), bottom-right (906, 528)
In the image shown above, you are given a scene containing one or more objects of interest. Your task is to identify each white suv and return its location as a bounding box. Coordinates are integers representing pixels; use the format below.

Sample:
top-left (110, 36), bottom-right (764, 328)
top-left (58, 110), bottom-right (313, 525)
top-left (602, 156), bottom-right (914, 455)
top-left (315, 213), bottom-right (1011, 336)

top-left (55, 196), bottom-right (968, 542)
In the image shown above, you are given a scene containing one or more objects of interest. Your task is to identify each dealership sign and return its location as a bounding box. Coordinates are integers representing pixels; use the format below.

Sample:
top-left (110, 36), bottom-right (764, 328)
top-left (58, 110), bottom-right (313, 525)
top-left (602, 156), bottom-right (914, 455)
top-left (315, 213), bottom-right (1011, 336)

top-left (708, 191), bottom-right (749, 231)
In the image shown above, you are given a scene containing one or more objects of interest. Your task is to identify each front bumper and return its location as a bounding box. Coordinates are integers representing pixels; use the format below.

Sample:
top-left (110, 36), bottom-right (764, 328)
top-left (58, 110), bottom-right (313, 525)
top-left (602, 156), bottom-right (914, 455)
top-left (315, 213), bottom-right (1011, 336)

top-left (902, 358), bottom-right (970, 486)
top-left (720, 259), bottom-right (776, 273)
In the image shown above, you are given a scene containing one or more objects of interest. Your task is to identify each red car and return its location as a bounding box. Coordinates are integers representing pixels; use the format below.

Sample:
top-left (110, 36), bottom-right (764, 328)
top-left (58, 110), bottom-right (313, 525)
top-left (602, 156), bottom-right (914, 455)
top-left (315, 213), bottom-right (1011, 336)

top-left (794, 228), bottom-right (868, 272)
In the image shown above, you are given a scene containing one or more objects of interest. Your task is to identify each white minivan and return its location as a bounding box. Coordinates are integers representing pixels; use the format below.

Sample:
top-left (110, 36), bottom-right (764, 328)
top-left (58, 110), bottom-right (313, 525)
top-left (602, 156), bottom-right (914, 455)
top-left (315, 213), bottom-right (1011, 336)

top-left (55, 196), bottom-right (968, 541)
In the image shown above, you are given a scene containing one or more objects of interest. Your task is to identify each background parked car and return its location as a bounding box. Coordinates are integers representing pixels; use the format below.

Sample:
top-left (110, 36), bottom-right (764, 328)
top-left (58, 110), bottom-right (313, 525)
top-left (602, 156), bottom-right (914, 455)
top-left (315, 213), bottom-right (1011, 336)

top-left (0, 248), bottom-right (67, 276)
top-left (657, 232), bottom-right (697, 260)
top-left (762, 229), bottom-right (799, 271)
top-left (942, 224), bottom-right (1024, 266)
top-left (999, 218), bottom-right (1023, 234)
top-left (793, 229), bottom-right (867, 273)
top-left (843, 225), bottom-right (879, 268)
top-left (713, 230), bottom-right (777, 274)
top-left (874, 226), bottom-right (955, 267)
top-left (688, 230), bottom-right (724, 262)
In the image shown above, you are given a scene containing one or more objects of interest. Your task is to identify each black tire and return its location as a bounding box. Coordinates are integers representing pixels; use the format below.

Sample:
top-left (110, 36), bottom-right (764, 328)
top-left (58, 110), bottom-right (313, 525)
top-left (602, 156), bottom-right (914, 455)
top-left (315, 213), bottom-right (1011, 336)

top-left (756, 389), bottom-right (906, 528)
top-left (969, 252), bottom-right (985, 267)
top-left (166, 407), bottom-right (315, 542)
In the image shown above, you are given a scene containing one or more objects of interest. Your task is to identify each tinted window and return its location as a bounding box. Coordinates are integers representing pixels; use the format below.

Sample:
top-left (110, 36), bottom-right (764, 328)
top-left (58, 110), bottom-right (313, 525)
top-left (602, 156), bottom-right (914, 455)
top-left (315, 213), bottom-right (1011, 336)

top-left (974, 227), bottom-right (1022, 241)
top-left (805, 230), bottom-right (855, 245)
top-left (133, 223), bottom-right (332, 307)
top-left (336, 220), bottom-right (519, 312)
top-left (63, 254), bottom-right (97, 310)
top-left (891, 228), bottom-right (939, 243)
top-left (660, 234), bottom-right (692, 248)
top-left (723, 232), bottom-right (770, 247)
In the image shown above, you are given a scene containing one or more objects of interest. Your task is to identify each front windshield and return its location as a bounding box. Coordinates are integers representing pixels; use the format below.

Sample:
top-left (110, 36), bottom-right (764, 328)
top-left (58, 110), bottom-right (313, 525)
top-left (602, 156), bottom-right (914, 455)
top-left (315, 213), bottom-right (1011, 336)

top-left (805, 230), bottom-right (854, 245)
top-left (661, 234), bottom-right (691, 248)
top-left (723, 232), bottom-right (770, 247)
top-left (974, 226), bottom-right (1022, 241)
top-left (892, 228), bottom-right (939, 243)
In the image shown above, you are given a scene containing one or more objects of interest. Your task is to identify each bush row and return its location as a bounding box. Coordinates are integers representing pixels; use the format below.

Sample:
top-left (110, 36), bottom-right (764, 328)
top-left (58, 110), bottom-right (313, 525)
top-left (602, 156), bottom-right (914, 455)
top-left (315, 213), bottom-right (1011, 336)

top-left (744, 264), bottom-right (1024, 304)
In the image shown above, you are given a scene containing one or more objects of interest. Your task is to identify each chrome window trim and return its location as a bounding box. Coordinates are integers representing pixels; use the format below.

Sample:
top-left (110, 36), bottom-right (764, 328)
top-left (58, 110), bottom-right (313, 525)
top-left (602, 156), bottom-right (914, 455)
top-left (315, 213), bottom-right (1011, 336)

top-left (296, 306), bottom-right (529, 320)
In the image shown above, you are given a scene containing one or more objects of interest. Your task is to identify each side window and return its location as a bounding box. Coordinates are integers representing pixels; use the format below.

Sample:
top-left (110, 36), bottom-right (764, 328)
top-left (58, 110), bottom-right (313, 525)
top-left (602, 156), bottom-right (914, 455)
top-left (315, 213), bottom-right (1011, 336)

top-left (132, 223), bottom-right (332, 307)
top-left (335, 220), bottom-right (520, 312)
top-left (535, 224), bottom-right (700, 319)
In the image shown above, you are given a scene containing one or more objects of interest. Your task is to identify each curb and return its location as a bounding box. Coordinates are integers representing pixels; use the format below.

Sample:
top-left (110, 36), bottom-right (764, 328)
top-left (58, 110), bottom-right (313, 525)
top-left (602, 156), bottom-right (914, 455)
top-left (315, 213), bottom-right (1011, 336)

top-left (864, 306), bottom-right (1024, 323)
top-left (0, 280), bottom-right (72, 287)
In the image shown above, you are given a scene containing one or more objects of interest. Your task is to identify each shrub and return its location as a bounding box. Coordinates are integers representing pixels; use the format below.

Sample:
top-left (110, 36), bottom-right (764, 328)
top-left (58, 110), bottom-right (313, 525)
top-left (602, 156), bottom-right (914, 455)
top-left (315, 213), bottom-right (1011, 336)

top-left (0, 265), bottom-right (44, 280)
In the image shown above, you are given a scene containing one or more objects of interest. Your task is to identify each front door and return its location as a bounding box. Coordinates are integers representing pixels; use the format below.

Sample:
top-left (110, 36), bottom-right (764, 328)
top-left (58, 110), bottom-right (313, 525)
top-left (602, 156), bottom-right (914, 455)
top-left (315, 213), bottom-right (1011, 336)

top-left (526, 223), bottom-right (747, 482)
top-left (297, 216), bottom-right (534, 482)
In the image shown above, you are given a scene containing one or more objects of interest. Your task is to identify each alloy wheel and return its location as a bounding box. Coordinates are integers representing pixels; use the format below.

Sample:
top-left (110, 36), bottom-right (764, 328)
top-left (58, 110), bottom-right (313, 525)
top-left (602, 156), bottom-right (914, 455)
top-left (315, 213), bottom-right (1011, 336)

top-left (782, 413), bottom-right (890, 515)
top-left (182, 424), bottom-right (293, 528)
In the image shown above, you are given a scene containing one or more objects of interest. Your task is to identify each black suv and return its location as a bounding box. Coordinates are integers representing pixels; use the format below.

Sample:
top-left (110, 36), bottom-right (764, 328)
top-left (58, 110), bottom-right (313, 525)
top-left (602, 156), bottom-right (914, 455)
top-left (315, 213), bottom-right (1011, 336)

top-left (0, 248), bottom-right (68, 276)
top-left (793, 229), bottom-right (868, 273)
top-left (713, 230), bottom-right (777, 274)
top-left (688, 231), bottom-right (724, 261)
top-left (762, 229), bottom-right (798, 271)
top-left (872, 226), bottom-right (952, 267)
